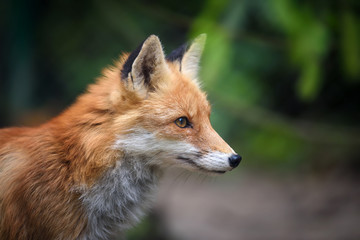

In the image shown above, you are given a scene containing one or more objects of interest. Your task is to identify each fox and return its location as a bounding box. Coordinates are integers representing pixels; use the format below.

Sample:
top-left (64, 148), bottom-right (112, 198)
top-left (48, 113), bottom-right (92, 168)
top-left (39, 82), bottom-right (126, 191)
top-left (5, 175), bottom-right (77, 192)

top-left (0, 34), bottom-right (242, 239)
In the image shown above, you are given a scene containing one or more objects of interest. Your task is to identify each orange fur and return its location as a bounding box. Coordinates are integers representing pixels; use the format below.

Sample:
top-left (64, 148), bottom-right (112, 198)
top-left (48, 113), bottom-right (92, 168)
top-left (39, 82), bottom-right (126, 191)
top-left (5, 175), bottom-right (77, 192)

top-left (0, 56), bottom-right (133, 239)
top-left (0, 35), bottom-right (237, 239)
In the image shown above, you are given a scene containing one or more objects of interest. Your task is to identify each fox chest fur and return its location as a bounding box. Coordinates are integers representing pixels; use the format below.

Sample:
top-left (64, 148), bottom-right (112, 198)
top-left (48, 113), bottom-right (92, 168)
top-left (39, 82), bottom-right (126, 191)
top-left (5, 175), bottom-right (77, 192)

top-left (0, 34), bottom-right (241, 240)
top-left (79, 156), bottom-right (160, 239)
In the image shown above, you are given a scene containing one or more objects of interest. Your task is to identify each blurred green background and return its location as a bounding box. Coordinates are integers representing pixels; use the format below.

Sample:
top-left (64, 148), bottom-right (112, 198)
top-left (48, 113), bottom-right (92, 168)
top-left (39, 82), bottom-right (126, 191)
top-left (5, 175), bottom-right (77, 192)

top-left (1, 0), bottom-right (360, 239)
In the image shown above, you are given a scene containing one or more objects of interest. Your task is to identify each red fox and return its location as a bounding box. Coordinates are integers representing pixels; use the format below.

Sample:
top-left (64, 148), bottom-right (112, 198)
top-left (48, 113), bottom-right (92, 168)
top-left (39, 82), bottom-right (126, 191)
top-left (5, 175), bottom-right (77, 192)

top-left (0, 34), bottom-right (242, 239)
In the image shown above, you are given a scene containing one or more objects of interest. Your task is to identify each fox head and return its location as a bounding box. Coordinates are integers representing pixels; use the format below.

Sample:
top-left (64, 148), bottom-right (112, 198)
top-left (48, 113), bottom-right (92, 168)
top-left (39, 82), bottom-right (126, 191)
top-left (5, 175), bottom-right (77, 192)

top-left (109, 34), bottom-right (241, 174)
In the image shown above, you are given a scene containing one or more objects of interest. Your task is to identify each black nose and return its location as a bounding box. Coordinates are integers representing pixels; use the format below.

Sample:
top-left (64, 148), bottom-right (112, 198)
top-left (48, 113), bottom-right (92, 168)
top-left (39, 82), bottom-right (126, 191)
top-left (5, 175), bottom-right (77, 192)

top-left (228, 154), bottom-right (242, 168)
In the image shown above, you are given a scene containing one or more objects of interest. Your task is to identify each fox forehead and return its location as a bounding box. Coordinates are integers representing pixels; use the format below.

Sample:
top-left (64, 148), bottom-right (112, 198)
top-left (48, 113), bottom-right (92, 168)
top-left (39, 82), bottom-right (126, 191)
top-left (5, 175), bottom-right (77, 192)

top-left (142, 63), bottom-right (211, 123)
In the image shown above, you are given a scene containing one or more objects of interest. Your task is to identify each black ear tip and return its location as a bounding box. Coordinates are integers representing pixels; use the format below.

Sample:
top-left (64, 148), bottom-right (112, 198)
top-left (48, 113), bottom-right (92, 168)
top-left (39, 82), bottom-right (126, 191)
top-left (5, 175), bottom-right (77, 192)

top-left (166, 43), bottom-right (188, 62)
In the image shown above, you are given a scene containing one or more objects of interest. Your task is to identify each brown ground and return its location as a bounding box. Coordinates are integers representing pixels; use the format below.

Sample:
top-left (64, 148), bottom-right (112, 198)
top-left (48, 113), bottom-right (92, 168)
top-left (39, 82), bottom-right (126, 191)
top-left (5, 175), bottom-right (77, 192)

top-left (153, 169), bottom-right (360, 240)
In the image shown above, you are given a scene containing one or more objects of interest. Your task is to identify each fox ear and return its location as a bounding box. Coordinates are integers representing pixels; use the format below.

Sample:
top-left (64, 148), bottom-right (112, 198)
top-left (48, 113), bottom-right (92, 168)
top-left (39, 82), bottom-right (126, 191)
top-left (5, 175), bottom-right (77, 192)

top-left (167, 34), bottom-right (206, 83)
top-left (182, 34), bottom-right (206, 81)
top-left (121, 35), bottom-right (169, 98)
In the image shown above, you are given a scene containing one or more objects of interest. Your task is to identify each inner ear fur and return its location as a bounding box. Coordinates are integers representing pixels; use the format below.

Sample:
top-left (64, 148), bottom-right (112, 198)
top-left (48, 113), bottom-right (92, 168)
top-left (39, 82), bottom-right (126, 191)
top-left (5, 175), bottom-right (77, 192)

top-left (121, 35), bottom-right (169, 98)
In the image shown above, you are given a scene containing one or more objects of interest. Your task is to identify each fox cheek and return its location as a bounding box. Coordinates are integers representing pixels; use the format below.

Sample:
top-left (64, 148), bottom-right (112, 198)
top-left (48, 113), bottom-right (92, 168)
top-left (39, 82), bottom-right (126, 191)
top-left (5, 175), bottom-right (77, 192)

top-left (113, 128), bottom-right (199, 165)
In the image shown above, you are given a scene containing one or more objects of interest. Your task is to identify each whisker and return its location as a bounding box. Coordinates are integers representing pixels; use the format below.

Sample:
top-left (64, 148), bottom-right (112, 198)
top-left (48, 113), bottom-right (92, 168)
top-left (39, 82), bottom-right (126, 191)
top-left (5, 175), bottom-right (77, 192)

top-left (183, 171), bottom-right (192, 184)
top-left (173, 170), bottom-right (187, 184)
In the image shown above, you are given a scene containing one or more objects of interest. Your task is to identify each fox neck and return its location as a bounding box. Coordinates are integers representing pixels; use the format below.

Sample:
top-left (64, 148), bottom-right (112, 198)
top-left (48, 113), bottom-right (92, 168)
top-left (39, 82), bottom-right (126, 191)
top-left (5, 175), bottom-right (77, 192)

top-left (47, 99), bottom-right (163, 238)
top-left (78, 155), bottom-right (162, 239)
top-left (48, 97), bottom-right (121, 186)
top-left (50, 108), bottom-right (163, 239)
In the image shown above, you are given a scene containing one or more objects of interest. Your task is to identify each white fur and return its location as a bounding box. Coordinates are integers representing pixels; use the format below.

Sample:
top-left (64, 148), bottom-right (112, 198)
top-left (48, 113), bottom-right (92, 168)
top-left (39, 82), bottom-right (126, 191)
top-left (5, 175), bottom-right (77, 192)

top-left (114, 128), bottom-right (232, 173)
top-left (197, 151), bottom-right (233, 172)
top-left (113, 129), bottom-right (199, 167)
top-left (78, 157), bottom-right (160, 240)
top-left (78, 128), bottom-right (232, 239)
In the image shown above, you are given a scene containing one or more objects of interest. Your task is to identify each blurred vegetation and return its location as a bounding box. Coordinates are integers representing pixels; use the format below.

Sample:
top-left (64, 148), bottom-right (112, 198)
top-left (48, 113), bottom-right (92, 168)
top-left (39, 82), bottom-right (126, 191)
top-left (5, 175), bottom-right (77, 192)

top-left (1, 0), bottom-right (360, 172)
top-left (1, 0), bottom-right (360, 239)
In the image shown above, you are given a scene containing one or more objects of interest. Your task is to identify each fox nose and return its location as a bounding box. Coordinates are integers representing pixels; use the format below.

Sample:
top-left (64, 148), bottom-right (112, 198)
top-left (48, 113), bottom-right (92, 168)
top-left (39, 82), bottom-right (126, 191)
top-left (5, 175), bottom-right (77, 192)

top-left (228, 154), bottom-right (242, 168)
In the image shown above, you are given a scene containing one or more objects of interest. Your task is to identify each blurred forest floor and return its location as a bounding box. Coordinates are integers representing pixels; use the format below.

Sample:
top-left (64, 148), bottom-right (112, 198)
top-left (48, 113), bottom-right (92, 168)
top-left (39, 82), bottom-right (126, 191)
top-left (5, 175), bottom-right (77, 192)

top-left (127, 169), bottom-right (360, 240)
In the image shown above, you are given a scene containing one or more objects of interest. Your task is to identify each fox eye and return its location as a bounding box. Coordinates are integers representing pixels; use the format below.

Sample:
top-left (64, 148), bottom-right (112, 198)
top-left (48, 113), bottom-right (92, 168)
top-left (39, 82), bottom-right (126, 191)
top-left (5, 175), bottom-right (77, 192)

top-left (175, 117), bottom-right (191, 128)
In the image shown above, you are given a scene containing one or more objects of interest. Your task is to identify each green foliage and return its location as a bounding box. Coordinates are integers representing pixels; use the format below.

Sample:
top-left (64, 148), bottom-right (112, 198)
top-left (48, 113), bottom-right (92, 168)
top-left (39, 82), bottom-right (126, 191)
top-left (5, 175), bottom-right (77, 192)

top-left (341, 11), bottom-right (360, 81)
top-left (270, 0), bottom-right (330, 101)
top-left (1, 2), bottom-right (359, 240)
top-left (188, 0), bottom-right (360, 168)
top-left (1, 0), bottom-right (359, 169)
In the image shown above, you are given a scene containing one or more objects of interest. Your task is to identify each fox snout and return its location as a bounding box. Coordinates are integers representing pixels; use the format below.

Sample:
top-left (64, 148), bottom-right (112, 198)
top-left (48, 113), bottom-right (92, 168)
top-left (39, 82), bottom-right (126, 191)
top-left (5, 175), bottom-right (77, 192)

top-left (192, 124), bottom-right (242, 172)
top-left (194, 149), bottom-right (242, 174)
